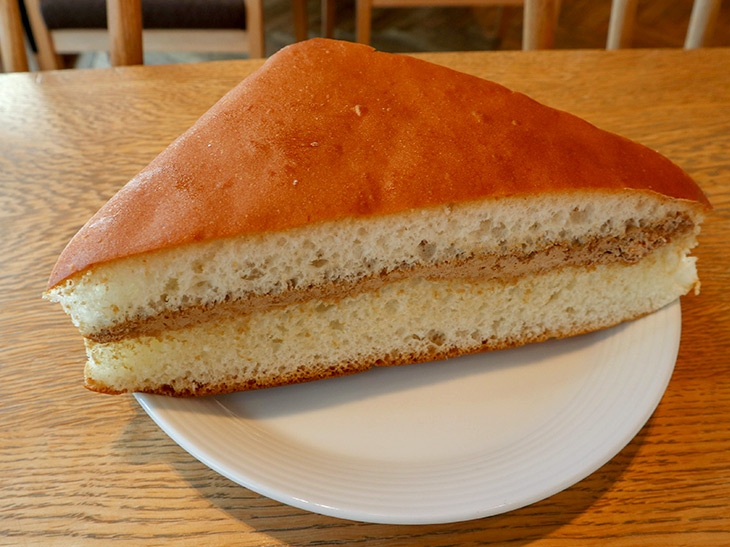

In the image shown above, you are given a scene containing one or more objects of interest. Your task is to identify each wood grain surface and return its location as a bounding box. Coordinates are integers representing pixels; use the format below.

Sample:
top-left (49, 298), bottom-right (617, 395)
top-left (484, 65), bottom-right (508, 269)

top-left (1, 48), bottom-right (729, 546)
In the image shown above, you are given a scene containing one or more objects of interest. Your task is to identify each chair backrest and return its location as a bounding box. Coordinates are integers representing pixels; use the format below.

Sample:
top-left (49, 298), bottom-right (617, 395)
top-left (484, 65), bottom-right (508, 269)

top-left (353, 0), bottom-right (560, 50)
top-left (105, 0), bottom-right (264, 66)
top-left (608, 0), bottom-right (722, 49)
top-left (0, 0), bottom-right (29, 72)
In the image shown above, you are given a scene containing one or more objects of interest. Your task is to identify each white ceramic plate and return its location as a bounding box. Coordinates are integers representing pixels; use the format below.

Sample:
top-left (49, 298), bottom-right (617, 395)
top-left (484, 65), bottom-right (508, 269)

top-left (135, 300), bottom-right (680, 525)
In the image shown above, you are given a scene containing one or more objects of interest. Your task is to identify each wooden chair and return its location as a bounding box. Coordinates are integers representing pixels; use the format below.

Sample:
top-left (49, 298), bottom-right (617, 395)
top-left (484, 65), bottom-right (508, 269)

top-left (0, 0), bottom-right (29, 71)
top-left (348, 0), bottom-right (561, 50)
top-left (24, 0), bottom-right (270, 69)
top-left (608, 0), bottom-right (723, 49)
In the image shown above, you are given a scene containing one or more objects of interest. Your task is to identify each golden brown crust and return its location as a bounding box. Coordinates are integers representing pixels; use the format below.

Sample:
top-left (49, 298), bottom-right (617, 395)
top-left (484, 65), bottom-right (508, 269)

top-left (49, 38), bottom-right (710, 289)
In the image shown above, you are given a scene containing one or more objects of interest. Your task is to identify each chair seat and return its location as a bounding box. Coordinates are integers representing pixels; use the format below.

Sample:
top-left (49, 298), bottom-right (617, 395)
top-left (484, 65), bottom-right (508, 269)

top-left (40, 0), bottom-right (247, 30)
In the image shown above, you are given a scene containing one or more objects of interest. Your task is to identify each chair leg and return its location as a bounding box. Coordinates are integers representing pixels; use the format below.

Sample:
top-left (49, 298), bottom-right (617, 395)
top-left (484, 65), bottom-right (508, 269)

top-left (24, 0), bottom-right (62, 69)
top-left (0, 0), bottom-right (29, 71)
top-left (245, 0), bottom-right (265, 58)
top-left (685, 0), bottom-right (721, 49)
top-left (607, 0), bottom-right (638, 49)
top-left (523, 0), bottom-right (559, 50)
top-left (106, 0), bottom-right (143, 66)
top-left (292, 0), bottom-right (308, 42)
top-left (356, 0), bottom-right (372, 44)
top-left (322, 0), bottom-right (335, 39)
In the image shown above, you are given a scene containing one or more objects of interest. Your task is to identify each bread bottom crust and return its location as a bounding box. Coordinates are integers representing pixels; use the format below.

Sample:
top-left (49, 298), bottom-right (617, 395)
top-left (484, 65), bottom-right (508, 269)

top-left (84, 242), bottom-right (698, 396)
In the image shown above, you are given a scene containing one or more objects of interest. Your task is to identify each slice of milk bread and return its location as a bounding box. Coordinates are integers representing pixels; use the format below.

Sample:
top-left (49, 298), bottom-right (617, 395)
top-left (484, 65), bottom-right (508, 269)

top-left (45, 39), bottom-right (710, 396)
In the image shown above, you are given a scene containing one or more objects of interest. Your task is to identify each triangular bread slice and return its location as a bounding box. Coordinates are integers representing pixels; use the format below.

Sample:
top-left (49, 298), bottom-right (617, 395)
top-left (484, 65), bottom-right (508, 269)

top-left (45, 38), bottom-right (710, 396)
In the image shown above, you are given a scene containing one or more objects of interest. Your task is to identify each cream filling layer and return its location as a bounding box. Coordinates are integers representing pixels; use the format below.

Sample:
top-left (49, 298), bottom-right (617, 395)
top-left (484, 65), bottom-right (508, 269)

top-left (47, 193), bottom-right (701, 338)
top-left (84, 242), bottom-right (698, 396)
top-left (86, 220), bottom-right (695, 343)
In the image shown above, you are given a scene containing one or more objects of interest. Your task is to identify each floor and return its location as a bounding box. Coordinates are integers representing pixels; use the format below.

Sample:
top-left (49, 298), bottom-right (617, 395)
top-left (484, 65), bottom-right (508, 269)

top-left (72, 0), bottom-right (729, 69)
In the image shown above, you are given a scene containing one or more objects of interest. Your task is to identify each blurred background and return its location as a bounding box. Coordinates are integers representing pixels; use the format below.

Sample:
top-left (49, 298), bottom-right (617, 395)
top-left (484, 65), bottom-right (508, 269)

top-left (4, 0), bottom-right (730, 71)
top-left (266, 0), bottom-right (730, 53)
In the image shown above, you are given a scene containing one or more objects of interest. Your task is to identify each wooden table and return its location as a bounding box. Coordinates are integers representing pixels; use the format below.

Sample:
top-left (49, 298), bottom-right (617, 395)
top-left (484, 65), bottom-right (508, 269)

top-left (2, 47), bottom-right (729, 545)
